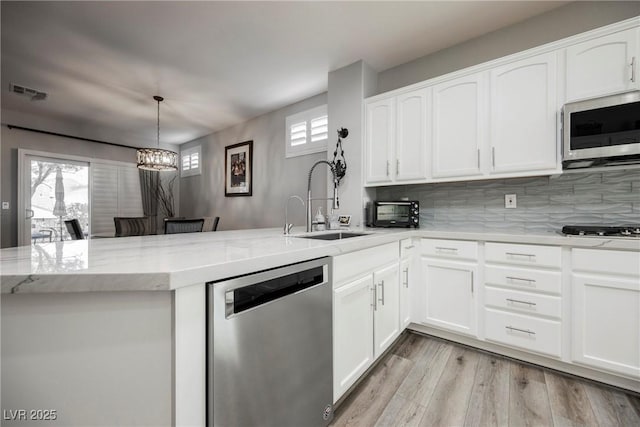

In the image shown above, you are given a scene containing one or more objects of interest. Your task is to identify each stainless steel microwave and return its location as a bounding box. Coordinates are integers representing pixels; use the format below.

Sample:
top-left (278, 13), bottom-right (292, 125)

top-left (366, 201), bottom-right (419, 228)
top-left (562, 91), bottom-right (640, 169)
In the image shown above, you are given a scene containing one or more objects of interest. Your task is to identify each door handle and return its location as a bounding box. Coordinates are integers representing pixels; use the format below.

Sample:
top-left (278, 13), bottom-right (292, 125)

top-left (26, 208), bottom-right (34, 219)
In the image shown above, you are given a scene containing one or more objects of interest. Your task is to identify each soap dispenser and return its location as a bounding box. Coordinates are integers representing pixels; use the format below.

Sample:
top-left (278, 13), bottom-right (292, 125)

top-left (314, 207), bottom-right (326, 231)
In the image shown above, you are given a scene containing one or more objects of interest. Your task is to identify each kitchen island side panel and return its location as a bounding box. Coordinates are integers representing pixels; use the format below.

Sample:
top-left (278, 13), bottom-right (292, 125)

top-left (1, 291), bottom-right (173, 427)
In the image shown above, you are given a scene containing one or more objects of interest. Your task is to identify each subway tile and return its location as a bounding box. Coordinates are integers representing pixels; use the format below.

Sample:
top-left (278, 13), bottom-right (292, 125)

top-left (550, 193), bottom-right (602, 204)
top-left (604, 212), bottom-right (640, 224)
top-left (601, 169), bottom-right (640, 183)
top-left (602, 193), bottom-right (640, 203)
top-left (504, 176), bottom-right (550, 186)
top-left (526, 204), bottom-right (574, 214)
top-left (573, 182), bottom-right (631, 194)
top-left (549, 213), bottom-right (604, 224)
top-left (552, 172), bottom-right (602, 185)
top-left (525, 184), bottom-right (573, 195)
top-left (484, 186), bottom-right (525, 197)
top-left (573, 203), bottom-right (633, 214)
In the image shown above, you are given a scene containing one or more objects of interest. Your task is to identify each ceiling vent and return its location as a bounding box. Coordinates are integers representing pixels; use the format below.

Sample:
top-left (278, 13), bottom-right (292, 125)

top-left (9, 83), bottom-right (47, 101)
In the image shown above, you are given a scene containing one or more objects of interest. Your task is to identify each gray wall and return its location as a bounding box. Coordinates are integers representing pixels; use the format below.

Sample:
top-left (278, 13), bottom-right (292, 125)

top-left (377, 169), bottom-right (640, 233)
top-left (327, 61), bottom-right (377, 228)
top-left (0, 125), bottom-right (136, 248)
top-left (377, 1), bottom-right (640, 94)
top-left (179, 93), bottom-right (328, 231)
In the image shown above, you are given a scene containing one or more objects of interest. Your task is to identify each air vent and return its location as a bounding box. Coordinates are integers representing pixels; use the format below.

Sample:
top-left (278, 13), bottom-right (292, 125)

top-left (9, 83), bottom-right (47, 101)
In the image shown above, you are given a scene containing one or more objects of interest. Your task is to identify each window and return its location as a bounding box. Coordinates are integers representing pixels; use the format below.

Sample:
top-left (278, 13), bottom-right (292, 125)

top-left (285, 105), bottom-right (328, 158)
top-left (181, 145), bottom-right (201, 177)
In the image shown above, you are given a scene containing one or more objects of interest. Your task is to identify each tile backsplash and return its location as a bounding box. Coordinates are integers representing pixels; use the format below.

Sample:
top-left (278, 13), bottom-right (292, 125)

top-left (376, 169), bottom-right (640, 233)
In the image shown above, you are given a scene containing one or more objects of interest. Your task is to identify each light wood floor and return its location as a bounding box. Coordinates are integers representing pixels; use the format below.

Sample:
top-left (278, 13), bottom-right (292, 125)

top-left (331, 332), bottom-right (640, 427)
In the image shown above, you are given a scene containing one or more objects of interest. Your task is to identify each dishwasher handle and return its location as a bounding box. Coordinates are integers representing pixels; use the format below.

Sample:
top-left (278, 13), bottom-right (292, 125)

top-left (224, 264), bottom-right (326, 318)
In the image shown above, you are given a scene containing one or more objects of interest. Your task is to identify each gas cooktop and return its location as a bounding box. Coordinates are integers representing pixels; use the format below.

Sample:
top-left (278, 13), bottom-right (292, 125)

top-left (562, 225), bottom-right (640, 238)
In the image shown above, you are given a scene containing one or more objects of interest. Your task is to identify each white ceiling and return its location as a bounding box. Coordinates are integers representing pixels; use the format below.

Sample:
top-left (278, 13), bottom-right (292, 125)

top-left (1, 1), bottom-right (568, 148)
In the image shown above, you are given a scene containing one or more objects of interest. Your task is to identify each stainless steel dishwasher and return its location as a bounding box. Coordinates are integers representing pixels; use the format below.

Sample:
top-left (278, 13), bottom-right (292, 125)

top-left (207, 257), bottom-right (333, 427)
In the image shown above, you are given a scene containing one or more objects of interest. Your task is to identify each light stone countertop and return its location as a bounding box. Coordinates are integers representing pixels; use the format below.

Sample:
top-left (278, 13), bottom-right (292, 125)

top-left (1, 227), bottom-right (638, 293)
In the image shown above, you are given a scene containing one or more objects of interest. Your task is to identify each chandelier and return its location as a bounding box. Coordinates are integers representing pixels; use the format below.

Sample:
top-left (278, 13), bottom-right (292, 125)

top-left (137, 95), bottom-right (178, 171)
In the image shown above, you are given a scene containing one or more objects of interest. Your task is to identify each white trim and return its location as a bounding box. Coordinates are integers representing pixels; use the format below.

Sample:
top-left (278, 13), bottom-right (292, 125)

top-left (285, 104), bottom-right (328, 158)
top-left (366, 16), bottom-right (640, 103)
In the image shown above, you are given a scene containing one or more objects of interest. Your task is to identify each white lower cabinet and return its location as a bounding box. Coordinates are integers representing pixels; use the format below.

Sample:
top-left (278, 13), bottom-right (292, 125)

top-left (571, 249), bottom-right (640, 379)
top-left (373, 263), bottom-right (400, 356)
top-left (419, 239), bottom-right (478, 337)
top-left (333, 275), bottom-right (375, 401)
top-left (332, 243), bottom-right (401, 402)
top-left (399, 238), bottom-right (416, 329)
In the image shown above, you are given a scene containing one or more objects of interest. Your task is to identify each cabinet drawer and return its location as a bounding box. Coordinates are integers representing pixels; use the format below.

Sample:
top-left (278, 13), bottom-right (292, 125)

top-left (572, 249), bottom-right (640, 277)
top-left (400, 238), bottom-right (416, 259)
top-left (421, 239), bottom-right (478, 260)
top-left (485, 242), bottom-right (561, 268)
top-left (333, 243), bottom-right (398, 285)
top-left (485, 308), bottom-right (561, 358)
top-left (485, 265), bottom-right (561, 295)
top-left (485, 286), bottom-right (561, 319)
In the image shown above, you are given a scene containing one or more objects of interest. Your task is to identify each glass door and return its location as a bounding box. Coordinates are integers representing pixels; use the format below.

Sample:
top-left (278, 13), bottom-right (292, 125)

top-left (20, 154), bottom-right (89, 245)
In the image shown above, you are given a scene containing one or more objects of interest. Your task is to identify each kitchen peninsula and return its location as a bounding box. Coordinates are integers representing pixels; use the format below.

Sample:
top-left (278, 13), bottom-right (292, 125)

top-left (1, 228), bottom-right (638, 426)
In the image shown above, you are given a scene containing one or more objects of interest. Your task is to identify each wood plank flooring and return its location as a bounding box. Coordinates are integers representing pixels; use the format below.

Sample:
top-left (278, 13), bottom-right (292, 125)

top-left (331, 332), bottom-right (640, 427)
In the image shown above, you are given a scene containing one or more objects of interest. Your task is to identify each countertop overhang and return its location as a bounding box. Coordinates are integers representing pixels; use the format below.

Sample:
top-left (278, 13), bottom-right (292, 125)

top-left (1, 227), bottom-right (638, 294)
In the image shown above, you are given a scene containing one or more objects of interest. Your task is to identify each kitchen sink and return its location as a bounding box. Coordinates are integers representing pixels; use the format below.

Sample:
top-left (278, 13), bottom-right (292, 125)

top-left (296, 232), bottom-right (370, 241)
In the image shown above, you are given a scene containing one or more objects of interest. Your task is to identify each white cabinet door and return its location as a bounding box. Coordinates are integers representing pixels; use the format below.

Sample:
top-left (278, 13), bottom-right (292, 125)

top-left (572, 273), bottom-right (640, 379)
top-left (489, 52), bottom-right (558, 174)
top-left (422, 258), bottom-right (477, 337)
top-left (373, 263), bottom-right (400, 357)
top-left (566, 28), bottom-right (639, 102)
top-left (432, 73), bottom-right (485, 178)
top-left (365, 98), bottom-right (395, 184)
top-left (396, 88), bottom-right (429, 182)
top-left (333, 275), bottom-right (375, 402)
top-left (399, 258), bottom-right (412, 329)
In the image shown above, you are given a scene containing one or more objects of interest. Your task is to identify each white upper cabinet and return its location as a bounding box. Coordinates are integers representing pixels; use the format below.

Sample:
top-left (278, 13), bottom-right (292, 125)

top-left (365, 89), bottom-right (429, 185)
top-left (365, 98), bottom-right (395, 184)
top-left (432, 73), bottom-right (485, 178)
top-left (489, 52), bottom-right (559, 174)
top-left (565, 28), bottom-right (639, 102)
top-left (396, 88), bottom-right (429, 182)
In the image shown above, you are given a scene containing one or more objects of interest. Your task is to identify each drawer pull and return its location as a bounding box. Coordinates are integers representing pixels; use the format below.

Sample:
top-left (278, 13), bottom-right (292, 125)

top-left (436, 247), bottom-right (459, 254)
top-left (506, 276), bottom-right (536, 285)
top-left (506, 325), bottom-right (536, 336)
top-left (506, 252), bottom-right (536, 260)
top-left (404, 245), bottom-right (415, 250)
top-left (506, 298), bottom-right (536, 307)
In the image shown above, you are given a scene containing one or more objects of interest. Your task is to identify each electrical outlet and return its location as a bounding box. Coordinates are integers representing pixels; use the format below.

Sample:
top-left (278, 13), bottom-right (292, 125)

top-left (505, 194), bottom-right (517, 209)
top-left (1, 201), bottom-right (9, 210)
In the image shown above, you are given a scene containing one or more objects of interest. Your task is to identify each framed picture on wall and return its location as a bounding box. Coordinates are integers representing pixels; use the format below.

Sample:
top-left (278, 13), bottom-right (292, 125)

top-left (225, 140), bottom-right (253, 197)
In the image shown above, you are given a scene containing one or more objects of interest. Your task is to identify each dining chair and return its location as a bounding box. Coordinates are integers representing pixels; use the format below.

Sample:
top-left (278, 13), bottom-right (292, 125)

top-left (164, 218), bottom-right (205, 234)
top-left (202, 216), bottom-right (220, 232)
top-left (114, 217), bottom-right (154, 237)
top-left (64, 219), bottom-right (85, 240)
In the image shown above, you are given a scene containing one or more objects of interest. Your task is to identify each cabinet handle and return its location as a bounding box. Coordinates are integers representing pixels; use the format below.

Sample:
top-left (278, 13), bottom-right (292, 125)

top-left (492, 147), bottom-right (496, 168)
top-left (378, 280), bottom-right (385, 305)
top-left (435, 246), bottom-right (458, 254)
top-left (506, 252), bottom-right (536, 261)
top-left (506, 298), bottom-right (536, 306)
top-left (403, 268), bottom-right (409, 288)
top-left (506, 325), bottom-right (536, 336)
top-left (404, 245), bottom-right (415, 250)
top-left (471, 271), bottom-right (474, 293)
top-left (386, 161), bottom-right (390, 177)
top-left (506, 276), bottom-right (536, 285)
top-left (631, 56), bottom-right (636, 83)
top-left (396, 159), bottom-right (400, 175)
top-left (372, 284), bottom-right (377, 311)
top-left (477, 149), bottom-right (480, 170)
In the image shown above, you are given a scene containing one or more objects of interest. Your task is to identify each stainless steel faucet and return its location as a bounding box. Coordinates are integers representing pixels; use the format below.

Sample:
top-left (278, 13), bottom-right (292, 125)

top-left (307, 160), bottom-right (339, 232)
top-left (284, 195), bottom-right (305, 235)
